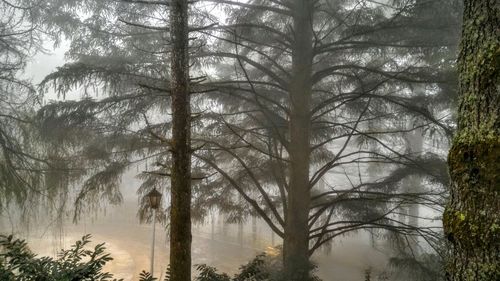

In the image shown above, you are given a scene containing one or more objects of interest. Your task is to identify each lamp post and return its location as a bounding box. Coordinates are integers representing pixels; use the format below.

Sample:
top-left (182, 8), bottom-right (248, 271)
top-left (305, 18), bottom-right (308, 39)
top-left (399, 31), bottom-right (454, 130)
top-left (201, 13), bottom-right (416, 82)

top-left (146, 188), bottom-right (162, 277)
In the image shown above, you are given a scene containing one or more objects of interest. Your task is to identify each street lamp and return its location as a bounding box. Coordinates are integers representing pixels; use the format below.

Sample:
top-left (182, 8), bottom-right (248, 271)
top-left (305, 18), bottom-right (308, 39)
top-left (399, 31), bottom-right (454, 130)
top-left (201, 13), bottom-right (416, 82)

top-left (146, 188), bottom-right (162, 277)
top-left (147, 188), bottom-right (162, 209)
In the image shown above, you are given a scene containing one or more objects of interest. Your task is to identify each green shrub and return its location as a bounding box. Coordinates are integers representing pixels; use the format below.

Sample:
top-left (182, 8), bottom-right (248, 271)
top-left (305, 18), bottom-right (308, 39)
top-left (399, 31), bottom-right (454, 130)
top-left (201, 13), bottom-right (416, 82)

top-left (0, 234), bottom-right (121, 281)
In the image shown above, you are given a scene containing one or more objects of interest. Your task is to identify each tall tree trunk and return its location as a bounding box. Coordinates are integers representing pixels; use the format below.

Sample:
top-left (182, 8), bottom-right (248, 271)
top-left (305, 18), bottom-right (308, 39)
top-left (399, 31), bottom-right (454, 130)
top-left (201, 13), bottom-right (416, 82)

top-left (169, 0), bottom-right (191, 280)
top-left (283, 0), bottom-right (313, 279)
top-left (443, 1), bottom-right (499, 280)
top-left (404, 116), bottom-right (424, 254)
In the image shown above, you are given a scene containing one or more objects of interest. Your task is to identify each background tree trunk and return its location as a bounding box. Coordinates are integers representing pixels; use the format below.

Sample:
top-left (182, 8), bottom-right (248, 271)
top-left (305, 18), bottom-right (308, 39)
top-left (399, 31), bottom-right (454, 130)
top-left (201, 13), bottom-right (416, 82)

top-left (283, 0), bottom-right (313, 279)
top-left (169, 0), bottom-right (191, 280)
top-left (443, 0), bottom-right (499, 280)
top-left (403, 113), bottom-right (424, 254)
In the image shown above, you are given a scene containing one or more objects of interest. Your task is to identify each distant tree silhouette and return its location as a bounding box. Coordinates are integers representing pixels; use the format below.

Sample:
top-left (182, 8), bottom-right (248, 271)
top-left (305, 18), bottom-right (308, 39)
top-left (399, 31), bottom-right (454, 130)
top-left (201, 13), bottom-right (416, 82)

top-left (194, 0), bottom-right (460, 278)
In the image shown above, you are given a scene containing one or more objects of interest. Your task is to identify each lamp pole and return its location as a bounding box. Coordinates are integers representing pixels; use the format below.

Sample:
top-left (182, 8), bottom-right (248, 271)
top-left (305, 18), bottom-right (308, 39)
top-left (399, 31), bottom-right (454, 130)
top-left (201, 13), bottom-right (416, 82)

top-left (151, 207), bottom-right (156, 276)
top-left (146, 188), bottom-right (162, 278)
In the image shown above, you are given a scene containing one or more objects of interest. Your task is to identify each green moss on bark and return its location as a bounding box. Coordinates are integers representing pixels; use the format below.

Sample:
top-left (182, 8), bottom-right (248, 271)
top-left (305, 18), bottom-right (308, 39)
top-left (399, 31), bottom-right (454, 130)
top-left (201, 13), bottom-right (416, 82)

top-left (444, 136), bottom-right (499, 280)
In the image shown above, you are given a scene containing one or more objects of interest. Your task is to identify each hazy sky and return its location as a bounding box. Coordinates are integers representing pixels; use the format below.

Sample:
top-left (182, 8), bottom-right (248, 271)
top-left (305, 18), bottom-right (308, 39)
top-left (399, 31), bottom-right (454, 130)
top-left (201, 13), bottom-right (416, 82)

top-left (24, 41), bottom-right (69, 101)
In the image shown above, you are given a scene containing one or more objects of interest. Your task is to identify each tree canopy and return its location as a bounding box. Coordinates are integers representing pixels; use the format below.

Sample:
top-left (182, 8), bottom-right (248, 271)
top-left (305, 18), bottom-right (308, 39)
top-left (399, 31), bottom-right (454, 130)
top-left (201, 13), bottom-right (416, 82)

top-left (0, 0), bottom-right (473, 280)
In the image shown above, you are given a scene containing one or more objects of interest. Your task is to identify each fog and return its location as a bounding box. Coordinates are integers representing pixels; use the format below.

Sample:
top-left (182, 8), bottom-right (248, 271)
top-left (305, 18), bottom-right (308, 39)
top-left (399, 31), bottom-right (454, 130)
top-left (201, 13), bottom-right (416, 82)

top-left (1, 0), bottom-right (468, 281)
top-left (1, 170), bottom-right (392, 280)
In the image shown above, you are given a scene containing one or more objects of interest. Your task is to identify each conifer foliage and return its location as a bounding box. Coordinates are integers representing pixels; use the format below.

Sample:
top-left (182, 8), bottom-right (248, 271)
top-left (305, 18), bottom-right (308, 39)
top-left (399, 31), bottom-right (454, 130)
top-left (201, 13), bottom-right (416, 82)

top-left (0, 0), bottom-right (474, 280)
top-left (195, 0), bottom-right (461, 278)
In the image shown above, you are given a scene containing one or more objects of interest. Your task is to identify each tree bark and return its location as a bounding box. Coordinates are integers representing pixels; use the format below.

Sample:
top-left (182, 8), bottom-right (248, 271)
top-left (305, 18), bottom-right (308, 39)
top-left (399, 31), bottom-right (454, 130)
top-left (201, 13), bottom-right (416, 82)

top-left (443, 1), bottom-right (499, 280)
top-left (283, 0), bottom-right (313, 280)
top-left (169, 0), bottom-right (191, 280)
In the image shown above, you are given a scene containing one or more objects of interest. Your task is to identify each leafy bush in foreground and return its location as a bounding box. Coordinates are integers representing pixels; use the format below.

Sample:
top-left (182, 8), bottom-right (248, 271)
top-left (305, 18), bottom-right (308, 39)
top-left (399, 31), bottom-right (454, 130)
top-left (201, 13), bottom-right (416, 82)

top-left (0, 234), bottom-right (121, 281)
top-left (2, 235), bottom-right (322, 281)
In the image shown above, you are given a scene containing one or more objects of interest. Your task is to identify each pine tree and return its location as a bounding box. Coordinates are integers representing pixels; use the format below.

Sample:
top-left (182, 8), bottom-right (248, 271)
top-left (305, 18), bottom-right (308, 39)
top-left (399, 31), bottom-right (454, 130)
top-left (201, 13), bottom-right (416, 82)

top-left (194, 0), bottom-right (461, 278)
top-left (37, 0), bottom-right (213, 221)
top-left (38, 0), bottom-right (211, 278)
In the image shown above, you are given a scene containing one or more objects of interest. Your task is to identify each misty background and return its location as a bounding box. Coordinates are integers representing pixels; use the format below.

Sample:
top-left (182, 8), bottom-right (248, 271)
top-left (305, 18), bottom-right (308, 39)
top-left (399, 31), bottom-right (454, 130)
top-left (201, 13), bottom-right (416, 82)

top-left (0, 0), bottom-right (464, 280)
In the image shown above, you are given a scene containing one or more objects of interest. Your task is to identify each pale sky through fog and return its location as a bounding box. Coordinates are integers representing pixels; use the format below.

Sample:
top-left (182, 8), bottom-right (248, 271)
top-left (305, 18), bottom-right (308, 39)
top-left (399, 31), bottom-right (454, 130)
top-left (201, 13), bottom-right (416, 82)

top-left (24, 40), bottom-right (70, 101)
top-left (23, 0), bottom-right (228, 103)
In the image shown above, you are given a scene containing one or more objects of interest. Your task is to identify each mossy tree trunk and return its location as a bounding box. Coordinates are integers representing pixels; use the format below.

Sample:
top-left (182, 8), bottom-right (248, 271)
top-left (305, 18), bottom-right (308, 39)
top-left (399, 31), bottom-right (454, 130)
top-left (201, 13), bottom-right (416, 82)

top-left (169, 0), bottom-right (191, 280)
top-left (443, 0), bottom-right (499, 280)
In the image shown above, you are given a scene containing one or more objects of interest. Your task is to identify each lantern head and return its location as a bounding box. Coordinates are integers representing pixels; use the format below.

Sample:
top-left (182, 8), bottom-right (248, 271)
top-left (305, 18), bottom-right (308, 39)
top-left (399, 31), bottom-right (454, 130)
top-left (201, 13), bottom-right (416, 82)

top-left (146, 188), bottom-right (162, 209)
